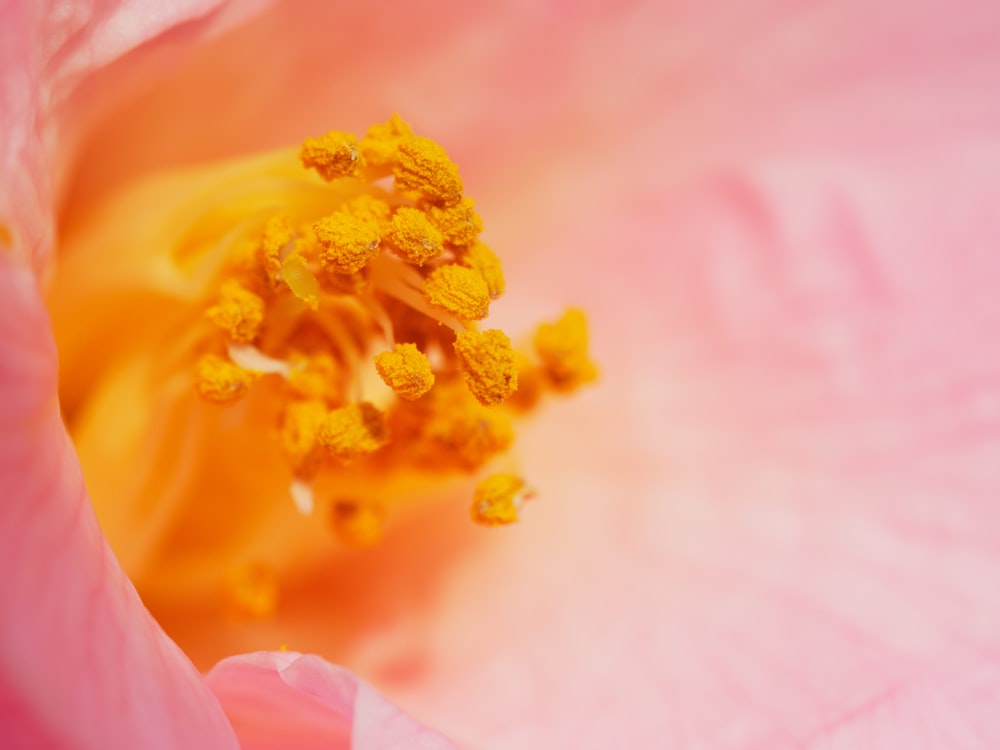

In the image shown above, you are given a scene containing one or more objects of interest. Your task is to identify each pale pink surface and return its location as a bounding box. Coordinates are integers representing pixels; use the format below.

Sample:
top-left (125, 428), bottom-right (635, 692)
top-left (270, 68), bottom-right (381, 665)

top-left (205, 651), bottom-right (456, 750)
top-left (0, 255), bottom-right (239, 747)
top-left (33, 1), bottom-right (1000, 749)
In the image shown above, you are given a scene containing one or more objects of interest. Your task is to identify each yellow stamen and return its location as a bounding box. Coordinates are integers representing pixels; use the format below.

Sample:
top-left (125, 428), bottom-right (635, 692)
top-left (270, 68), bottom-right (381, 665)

top-left (359, 114), bottom-right (414, 167)
top-left (318, 402), bottom-right (389, 462)
top-left (423, 264), bottom-right (490, 321)
top-left (374, 343), bottom-right (435, 400)
top-left (394, 136), bottom-right (463, 206)
top-left (206, 280), bottom-right (265, 343)
top-left (534, 308), bottom-right (599, 391)
top-left (259, 215), bottom-right (293, 282)
top-left (195, 354), bottom-right (257, 403)
top-left (331, 499), bottom-right (384, 548)
top-left (425, 197), bottom-right (483, 248)
top-left (287, 351), bottom-right (339, 401)
top-left (422, 387), bottom-right (515, 468)
top-left (459, 241), bottom-right (505, 299)
top-left (471, 473), bottom-right (532, 527)
top-left (453, 329), bottom-right (518, 406)
top-left (223, 563), bottom-right (279, 619)
top-left (278, 254), bottom-right (321, 309)
top-left (280, 400), bottom-right (329, 478)
top-left (300, 131), bottom-right (363, 181)
top-left (387, 207), bottom-right (444, 266)
top-left (313, 213), bottom-right (381, 274)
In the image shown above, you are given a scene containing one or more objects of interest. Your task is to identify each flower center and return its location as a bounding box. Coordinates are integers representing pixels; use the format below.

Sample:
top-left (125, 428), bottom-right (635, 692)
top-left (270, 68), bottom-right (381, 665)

top-left (50, 116), bottom-right (596, 618)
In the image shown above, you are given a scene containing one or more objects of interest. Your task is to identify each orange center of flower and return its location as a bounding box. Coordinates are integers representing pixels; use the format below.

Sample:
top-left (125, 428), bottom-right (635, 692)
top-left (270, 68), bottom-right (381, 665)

top-left (49, 115), bottom-right (596, 622)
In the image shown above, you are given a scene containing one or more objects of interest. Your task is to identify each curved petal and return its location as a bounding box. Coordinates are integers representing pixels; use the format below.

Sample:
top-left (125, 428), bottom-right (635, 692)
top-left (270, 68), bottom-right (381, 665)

top-left (205, 651), bottom-right (456, 750)
top-left (0, 253), bottom-right (238, 748)
top-left (0, 0), bottom-right (266, 273)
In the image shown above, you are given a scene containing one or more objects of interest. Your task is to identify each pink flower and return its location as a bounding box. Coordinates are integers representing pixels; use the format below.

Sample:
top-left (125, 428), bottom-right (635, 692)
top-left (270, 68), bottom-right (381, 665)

top-left (7, 0), bottom-right (1000, 748)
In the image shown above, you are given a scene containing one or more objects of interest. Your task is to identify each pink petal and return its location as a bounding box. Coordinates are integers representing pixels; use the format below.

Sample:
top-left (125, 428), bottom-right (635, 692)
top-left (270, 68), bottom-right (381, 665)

top-left (205, 651), bottom-right (456, 750)
top-left (47, 0), bottom-right (1000, 747)
top-left (0, 254), bottom-right (239, 746)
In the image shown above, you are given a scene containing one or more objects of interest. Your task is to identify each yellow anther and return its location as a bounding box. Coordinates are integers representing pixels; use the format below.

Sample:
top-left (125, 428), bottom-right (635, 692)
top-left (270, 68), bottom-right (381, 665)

top-left (278, 254), bottom-right (321, 309)
top-left (280, 400), bottom-right (329, 477)
top-left (534, 307), bottom-right (598, 391)
top-left (331, 499), bottom-right (384, 548)
top-left (343, 193), bottom-right (392, 228)
top-left (206, 280), bottom-right (265, 343)
top-left (287, 352), bottom-right (338, 401)
top-left (387, 207), bottom-right (444, 266)
top-left (223, 563), bottom-right (279, 619)
top-left (471, 474), bottom-right (531, 527)
top-left (359, 114), bottom-right (414, 167)
top-left (374, 343), bottom-right (435, 400)
top-left (423, 389), bottom-right (514, 468)
top-left (260, 215), bottom-right (293, 281)
top-left (460, 241), bottom-right (505, 299)
top-left (453, 329), bottom-right (518, 406)
top-left (425, 197), bottom-right (483, 248)
top-left (313, 213), bottom-right (381, 274)
top-left (423, 264), bottom-right (490, 321)
top-left (394, 136), bottom-right (463, 206)
top-left (196, 354), bottom-right (257, 403)
top-left (300, 131), bottom-right (363, 181)
top-left (318, 402), bottom-right (389, 462)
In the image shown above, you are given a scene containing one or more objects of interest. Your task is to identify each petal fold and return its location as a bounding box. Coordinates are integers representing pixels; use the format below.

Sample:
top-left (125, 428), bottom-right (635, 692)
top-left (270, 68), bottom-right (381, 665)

top-left (206, 651), bottom-right (457, 750)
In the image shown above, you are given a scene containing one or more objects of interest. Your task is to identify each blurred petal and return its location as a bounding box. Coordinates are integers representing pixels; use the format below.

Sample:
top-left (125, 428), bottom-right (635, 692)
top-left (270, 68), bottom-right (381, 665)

top-left (0, 0), bottom-right (266, 272)
top-left (0, 254), bottom-right (238, 747)
top-left (206, 651), bottom-right (456, 750)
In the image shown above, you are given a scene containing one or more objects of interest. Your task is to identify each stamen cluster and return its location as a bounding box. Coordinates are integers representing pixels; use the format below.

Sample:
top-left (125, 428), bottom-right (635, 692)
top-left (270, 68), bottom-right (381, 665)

top-left (193, 116), bottom-right (596, 545)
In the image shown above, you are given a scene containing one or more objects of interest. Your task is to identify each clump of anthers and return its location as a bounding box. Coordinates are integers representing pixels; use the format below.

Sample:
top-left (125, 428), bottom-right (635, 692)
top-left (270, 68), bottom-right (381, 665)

top-left (195, 115), bottom-right (596, 548)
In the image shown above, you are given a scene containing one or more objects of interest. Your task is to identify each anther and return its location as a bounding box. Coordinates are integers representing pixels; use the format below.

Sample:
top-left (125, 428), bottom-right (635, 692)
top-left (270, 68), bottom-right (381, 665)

top-left (453, 329), bottom-right (518, 406)
top-left (533, 308), bottom-right (598, 391)
top-left (459, 242), bottom-right (505, 299)
top-left (300, 131), bottom-right (363, 181)
top-left (423, 264), bottom-right (491, 321)
top-left (387, 207), bottom-right (444, 266)
top-left (196, 354), bottom-right (257, 403)
top-left (425, 197), bottom-right (483, 248)
top-left (317, 402), bottom-right (389, 462)
top-left (313, 213), bottom-right (381, 274)
top-left (471, 474), bottom-right (533, 526)
top-left (206, 280), bottom-right (265, 343)
top-left (374, 343), bottom-right (435, 400)
top-left (394, 136), bottom-right (463, 206)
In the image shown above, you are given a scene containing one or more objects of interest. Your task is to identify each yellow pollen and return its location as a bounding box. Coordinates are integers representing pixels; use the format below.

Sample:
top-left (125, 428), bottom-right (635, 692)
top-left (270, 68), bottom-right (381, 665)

top-left (331, 499), bottom-right (384, 548)
top-left (423, 264), bottom-right (490, 321)
top-left (278, 254), bottom-right (321, 309)
top-left (359, 114), bottom-right (414, 167)
top-left (534, 307), bottom-right (599, 391)
top-left (259, 215), bottom-right (293, 282)
top-left (471, 474), bottom-right (532, 527)
top-left (453, 329), bottom-right (518, 406)
top-left (196, 354), bottom-right (257, 403)
top-left (206, 280), bottom-right (265, 343)
top-left (394, 136), bottom-right (463, 206)
top-left (425, 197), bottom-right (483, 248)
top-left (387, 207), bottom-right (444, 266)
top-left (459, 241), bottom-right (505, 299)
top-left (343, 193), bottom-right (392, 228)
top-left (313, 213), bottom-right (381, 274)
top-left (318, 402), bottom-right (389, 462)
top-left (280, 400), bottom-right (329, 478)
top-left (223, 563), bottom-right (279, 619)
top-left (422, 388), bottom-right (515, 468)
top-left (300, 131), bottom-right (363, 181)
top-left (374, 343), bottom-right (435, 400)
